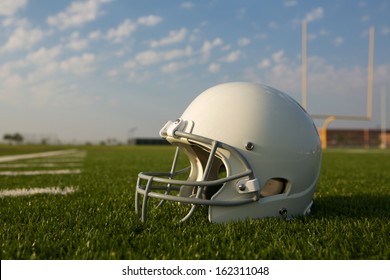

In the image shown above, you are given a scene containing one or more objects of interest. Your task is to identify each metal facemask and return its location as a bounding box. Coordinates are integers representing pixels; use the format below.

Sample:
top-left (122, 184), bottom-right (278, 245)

top-left (135, 118), bottom-right (261, 223)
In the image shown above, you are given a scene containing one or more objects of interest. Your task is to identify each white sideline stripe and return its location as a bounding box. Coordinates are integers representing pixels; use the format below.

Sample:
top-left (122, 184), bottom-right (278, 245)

top-left (25, 158), bottom-right (84, 163)
top-left (0, 169), bottom-right (81, 176)
top-left (0, 149), bottom-right (81, 163)
top-left (0, 186), bottom-right (77, 197)
top-left (0, 163), bottom-right (82, 168)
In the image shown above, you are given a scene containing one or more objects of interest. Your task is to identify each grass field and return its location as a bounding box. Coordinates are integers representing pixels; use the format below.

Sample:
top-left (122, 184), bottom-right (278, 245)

top-left (0, 145), bottom-right (389, 260)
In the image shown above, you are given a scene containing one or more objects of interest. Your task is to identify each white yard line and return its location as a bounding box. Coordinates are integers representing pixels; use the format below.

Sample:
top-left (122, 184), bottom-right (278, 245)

top-left (0, 163), bottom-right (82, 168)
top-left (0, 169), bottom-right (81, 176)
top-left (0, 149), bottom-right (81, 163)
top-left (0, 186), bottom-right (78, 197)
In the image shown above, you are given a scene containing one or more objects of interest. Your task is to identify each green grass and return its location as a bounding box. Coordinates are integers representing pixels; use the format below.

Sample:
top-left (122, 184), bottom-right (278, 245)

top-left (0, 145), bottom-right (71, 156)
top-left (0, 145), bottom-right (389, 259)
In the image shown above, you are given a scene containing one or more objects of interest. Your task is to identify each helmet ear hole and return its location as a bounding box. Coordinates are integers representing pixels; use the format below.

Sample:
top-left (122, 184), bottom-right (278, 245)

top-left (260, 178), bottom-right (287, 197)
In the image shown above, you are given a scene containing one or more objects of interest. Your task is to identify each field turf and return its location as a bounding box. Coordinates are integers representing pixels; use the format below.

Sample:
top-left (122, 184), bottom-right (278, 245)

top-left (0, 145), bottom-right (389, 259)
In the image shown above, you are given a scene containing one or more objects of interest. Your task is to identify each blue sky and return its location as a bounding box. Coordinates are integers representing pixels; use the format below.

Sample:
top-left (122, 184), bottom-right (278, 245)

top-left (1, 0), bottom-right (389, 143)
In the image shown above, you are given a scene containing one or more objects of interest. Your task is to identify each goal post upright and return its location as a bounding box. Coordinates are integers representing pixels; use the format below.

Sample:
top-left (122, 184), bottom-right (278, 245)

top-left (380, 87), bottom-right (387, 149)
top-left (301, 20), bottom-right (307, 111)
top-left (301, 21), bottom-right (375, 148)
top-left (367, 26), bottom-right (375, 120)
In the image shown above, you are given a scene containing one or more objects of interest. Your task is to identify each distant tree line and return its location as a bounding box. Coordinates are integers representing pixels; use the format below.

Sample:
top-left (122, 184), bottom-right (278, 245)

top-left (3, 133), bottom-right (24, 144)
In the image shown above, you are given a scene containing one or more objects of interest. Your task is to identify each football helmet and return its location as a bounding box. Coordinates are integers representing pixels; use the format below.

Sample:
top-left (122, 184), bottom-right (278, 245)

top-left (135, 82), bottom-right (322, 223)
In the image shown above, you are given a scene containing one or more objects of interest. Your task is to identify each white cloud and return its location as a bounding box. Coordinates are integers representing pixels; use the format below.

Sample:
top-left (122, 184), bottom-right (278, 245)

top-left (106, 16), bottom-right (162, 43)
top-left (66, 32), bottom-right (89, 50)
top-left (306, 29), bottom-right (329, 41)
top-left (272, 50), bottom-right (285, 63)
top-left (304, 7), bottom-right (324, 22)
top-left (27, 80), bottom-right (62, 106)
top-left (106, 19), bottom-right (137, 43)
top-left (127, 70), bottom-right (151, 83)
top-left (201, 37), bottom-right (223, 61)
top-left (0, 60), bottom-right (28, 90)
top-left (258, 59), bottom-right (270, 69)
top-left (201, 38), bottom-right (223, 53)
top-left (161, 62), bottom-right (181, 73)
top-left (208, 63), bottom-right (220, 73)
top-left (0, 0), bottom-right (27, 16)
top-left (106, 69), bottom-right (118, 78)
top-left (237, 37), bottom-right (251, 46)
top-left (0, 26), bottom-right (45, 52)
top-left (129, 46), bottom-right (193, 67)
top-left (137, 15), bottom-right (163, 26)
top-left (0, 59), bottom-right (27, 73)
top-left (47, 0), bottom-right (112, 30)
top-left (221, 50), bottom-right (241, 63)
top-left (60, 53), bottom-right (95, 75)
top-left (180, 2), bottom-right (194, 10)
top-left (156, 46), bottom-right (193, 62)
top-left (246, 50), bottom-right (297, 92)
top-left (284, 0), bottom-right (297, 7)
top-left (0, 58), bottom-right (59, 106)
top-left (150, 28), bottom-right (187, 48)
top-left (2, 17), bottom-right (28, 28)
top-left (247, 54), bottom-right (387, 114)
top-left (332, 36), bottom-right (344, 47)
top-left (26, 47), bottom-right (61, 65)
top-left (134, 51), bottom-right (160, 66)
top-left (88, 30), bottom-right (102, 40)
top-left (304, 57), bottom-right (370, 104)
top-left (161, 60), bottom-right (193, 73)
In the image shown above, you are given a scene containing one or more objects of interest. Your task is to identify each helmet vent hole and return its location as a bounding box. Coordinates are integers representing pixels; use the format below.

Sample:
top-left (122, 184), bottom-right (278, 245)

top-left (260, 178), bottom-right (287, 197)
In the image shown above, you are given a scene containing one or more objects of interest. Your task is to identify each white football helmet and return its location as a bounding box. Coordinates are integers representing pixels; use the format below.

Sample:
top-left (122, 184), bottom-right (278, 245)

top-left (135, 82), bottom-right (322, 223)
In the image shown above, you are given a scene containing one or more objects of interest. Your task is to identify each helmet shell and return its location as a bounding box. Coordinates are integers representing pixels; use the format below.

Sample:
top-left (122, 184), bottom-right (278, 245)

top-left (180, 82), bottom-right (322, 222)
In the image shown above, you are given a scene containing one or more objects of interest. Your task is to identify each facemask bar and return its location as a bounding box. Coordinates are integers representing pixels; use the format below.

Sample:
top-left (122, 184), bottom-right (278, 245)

top-left (156, 146), bottom-right (181, 208)
top-left (135, 129), bottom-right (259, 222)
top-left (180, 139), bottom-right (218, 222)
